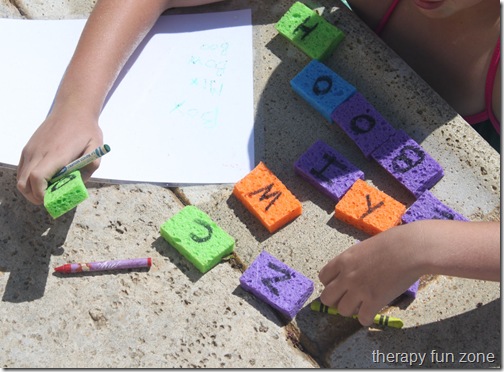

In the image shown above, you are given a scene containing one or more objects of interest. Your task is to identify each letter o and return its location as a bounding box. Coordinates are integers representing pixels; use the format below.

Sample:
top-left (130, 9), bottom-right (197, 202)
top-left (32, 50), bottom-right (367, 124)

top-left (312, 75), bottom-right (332, 95)
top-left (350, 114), bottom-right (376, 134)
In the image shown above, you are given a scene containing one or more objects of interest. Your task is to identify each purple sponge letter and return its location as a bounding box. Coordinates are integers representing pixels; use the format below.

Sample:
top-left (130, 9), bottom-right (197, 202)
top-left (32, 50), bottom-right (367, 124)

top-left (330, 92), bottom-right (397, 158)
top-left (239, 251), bottom-right (314, 319)
top-left (404, 280), bottom-right (419, 298)
top-left (294, 140), bottom-right (364, 202)
top-left (371, 130), bottom-right (444, 197)
top-left (402, 190), bottom-right (469, 224)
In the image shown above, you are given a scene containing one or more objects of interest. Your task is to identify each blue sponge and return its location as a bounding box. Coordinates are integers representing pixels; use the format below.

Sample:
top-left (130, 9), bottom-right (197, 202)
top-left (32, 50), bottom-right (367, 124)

top-left (291, 60), bottom-right (356, 122)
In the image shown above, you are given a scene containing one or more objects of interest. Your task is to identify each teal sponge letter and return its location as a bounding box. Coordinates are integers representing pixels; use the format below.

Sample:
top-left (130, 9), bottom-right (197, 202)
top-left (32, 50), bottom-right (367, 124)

top-left (44, 170), bottom-right (89, 219)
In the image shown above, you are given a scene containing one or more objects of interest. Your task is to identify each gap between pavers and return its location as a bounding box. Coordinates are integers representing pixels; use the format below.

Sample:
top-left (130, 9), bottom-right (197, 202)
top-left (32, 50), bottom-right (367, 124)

top-left (0, 176), bottom-right (318, 368)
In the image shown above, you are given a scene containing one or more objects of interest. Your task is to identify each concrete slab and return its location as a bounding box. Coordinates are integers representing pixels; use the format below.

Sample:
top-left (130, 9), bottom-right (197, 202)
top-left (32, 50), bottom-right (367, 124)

top-left (0, 0), bottom-right (20, 18)
top-left (324, 277), bottom-right (500, 368)
top-left (9, 0), bottom-right (95, 19)
top-left (0, 169), bottom-right (316, 368)
top-left (178, 1), bottom-right (500, 367)
top-left (0, 0), bottom-right (500, 368)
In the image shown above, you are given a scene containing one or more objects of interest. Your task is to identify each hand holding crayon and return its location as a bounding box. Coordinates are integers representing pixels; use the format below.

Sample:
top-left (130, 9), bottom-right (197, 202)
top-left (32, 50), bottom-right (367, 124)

top-left (50, 144), bottom-right (111, 184)
top-left (310, 299), bottom-right (404, 329)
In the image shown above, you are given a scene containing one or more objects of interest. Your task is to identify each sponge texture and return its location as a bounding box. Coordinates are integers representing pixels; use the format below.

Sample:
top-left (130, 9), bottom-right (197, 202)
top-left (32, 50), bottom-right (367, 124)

top-left (44, 170), bottom-right (89, 219)
top-left (402, 190), bottom-right (469, 223)
top-left (233, 162), bottom-right (302, 233)
top-left (160, 205), bottom-right (235, 273)
top-left (330, 92), bottom-right (397, 158)
top-left (404, 280), bottom-right (419, 298)
top-left (291, 60), bottom-right (356, 122)
top-left (275, 1), bottom-right (345, 60)
top-left (335, 179), bottom-right (406, 235)
top-left (239, 250), bottom-right (314, 319)
top-left (371, 130), bottom-right (444, 197)
top-left (294, 140), bottom-right (364, 202)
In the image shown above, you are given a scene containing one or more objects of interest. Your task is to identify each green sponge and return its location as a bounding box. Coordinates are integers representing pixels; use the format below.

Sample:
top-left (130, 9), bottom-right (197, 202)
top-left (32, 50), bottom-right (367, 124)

top-left (160, 205), bottom-right (235, 273)
top-left (275, 1), bottom-right (345, 60)
top-left (44, 170), bottom-right (89, 219)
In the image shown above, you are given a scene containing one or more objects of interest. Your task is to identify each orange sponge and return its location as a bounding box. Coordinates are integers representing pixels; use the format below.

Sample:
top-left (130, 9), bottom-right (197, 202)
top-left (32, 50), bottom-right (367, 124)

top-left (335, 179), bottom-right (405, 235)
top-left (233, 162), bottom-right (302, 233)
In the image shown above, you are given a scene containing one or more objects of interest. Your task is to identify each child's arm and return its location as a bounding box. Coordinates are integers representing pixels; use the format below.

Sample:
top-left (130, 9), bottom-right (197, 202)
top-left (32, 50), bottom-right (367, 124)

top-left (16, 0), bottom-right (223, 205)
top-left (318, 220), bottom-right (500, 326)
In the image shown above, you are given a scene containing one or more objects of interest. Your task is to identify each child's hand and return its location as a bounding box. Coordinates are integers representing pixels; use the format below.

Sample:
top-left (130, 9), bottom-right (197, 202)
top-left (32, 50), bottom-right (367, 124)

top-left (318, 222), bottom-right (426, 326)
top-left (17, 107), bottom-right (103, 205)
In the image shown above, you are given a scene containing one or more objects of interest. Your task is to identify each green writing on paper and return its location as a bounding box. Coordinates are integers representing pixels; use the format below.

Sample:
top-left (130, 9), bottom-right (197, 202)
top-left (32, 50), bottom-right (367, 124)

top-left (170, 41), bottom-right (230, 129)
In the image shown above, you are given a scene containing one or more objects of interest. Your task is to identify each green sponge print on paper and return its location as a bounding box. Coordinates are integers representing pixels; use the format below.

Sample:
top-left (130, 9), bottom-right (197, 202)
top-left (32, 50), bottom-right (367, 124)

top-left (275, 1), bottom-right (345, 60)
top-left (44, 170), bottom-right (89, 219)
top-left (160, 205), bottom-right (235, 273)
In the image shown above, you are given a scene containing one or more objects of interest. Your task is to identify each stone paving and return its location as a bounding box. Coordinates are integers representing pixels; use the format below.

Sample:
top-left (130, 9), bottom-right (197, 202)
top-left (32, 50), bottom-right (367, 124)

top-left (0, 0), bottom-right (500, 368)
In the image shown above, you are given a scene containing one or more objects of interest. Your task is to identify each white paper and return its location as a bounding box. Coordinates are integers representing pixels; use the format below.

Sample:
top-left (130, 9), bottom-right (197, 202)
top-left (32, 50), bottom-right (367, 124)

top-left (0, 9), bottom-right (254, 184)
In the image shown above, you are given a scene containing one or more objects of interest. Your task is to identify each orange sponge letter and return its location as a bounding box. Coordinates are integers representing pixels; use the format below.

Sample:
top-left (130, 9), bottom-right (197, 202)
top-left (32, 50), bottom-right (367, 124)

top-left (335, 179), bottom-right (405, 235)
top-left (233, 162), bottom-right (302, 233)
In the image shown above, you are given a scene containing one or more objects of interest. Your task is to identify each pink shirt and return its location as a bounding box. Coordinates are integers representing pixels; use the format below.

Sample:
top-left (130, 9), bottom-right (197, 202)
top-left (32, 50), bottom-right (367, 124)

top-left (375, 0), bottom-right (500, 134)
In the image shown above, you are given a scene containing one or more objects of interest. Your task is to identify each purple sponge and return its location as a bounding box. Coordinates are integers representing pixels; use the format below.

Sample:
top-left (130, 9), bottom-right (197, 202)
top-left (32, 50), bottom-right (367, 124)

top-left (371, 130), bottom-right (444, 197)
top-left (330, 92), bottom-right (397, 158)
top-left (294, 140), bottom-right (364, 202)
top-left (404, 280), bottom-right (419, 298)
top-left (239, 251), bottom-right (314, 319)
top-left (402, 190), bottom-right (469, 224)
top-left (290, 60), bottom-right (356, 122)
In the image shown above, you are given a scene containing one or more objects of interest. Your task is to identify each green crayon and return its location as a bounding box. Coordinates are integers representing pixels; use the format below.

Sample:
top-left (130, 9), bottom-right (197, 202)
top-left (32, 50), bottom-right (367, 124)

top-left (50, 144), bottom-right (110, 184)
top-left (310, 299), bottom-right (404, 329)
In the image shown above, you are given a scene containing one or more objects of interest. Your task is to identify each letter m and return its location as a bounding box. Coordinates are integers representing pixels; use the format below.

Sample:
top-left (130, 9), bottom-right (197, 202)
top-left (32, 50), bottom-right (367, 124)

top-left (248, 183), bottom-right (282, 211)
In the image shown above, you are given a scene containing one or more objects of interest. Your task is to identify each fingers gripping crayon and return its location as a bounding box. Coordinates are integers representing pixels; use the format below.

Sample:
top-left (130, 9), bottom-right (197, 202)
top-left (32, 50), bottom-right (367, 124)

top-left (50, 144), bottom-right (111, 184)
top-left (310, 299), bottom-right (404, 329)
